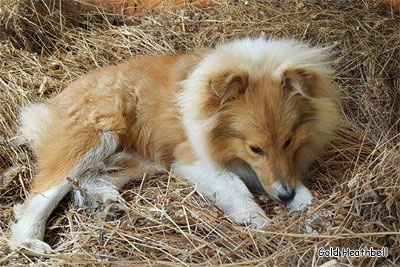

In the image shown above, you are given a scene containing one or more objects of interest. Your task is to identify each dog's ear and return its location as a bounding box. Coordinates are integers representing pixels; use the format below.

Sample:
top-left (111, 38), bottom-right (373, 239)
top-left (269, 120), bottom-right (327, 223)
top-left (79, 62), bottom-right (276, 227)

top-left (210, 72), bottom-right (249, 106)
top-left (282, 68), bottom-right (330, 98)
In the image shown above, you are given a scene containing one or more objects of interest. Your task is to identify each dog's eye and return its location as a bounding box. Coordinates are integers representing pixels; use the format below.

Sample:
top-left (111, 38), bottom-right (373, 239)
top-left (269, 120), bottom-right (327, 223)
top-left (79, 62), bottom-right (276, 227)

top-left (283, 138), bottom-right (292, 149)
top-left (250, 146), bottom-right (265, 155)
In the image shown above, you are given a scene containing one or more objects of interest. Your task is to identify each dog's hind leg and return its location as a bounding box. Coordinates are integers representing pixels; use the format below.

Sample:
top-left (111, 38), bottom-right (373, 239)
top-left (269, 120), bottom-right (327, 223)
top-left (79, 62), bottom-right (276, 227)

top-left (72, 151), bottom-right (160, 221)
top-left (10, 131), bottom-right (119, 253)
top-left (73, 172), bottom-right (129, 221)
top-left (10, 180), bottom-right (71, 253)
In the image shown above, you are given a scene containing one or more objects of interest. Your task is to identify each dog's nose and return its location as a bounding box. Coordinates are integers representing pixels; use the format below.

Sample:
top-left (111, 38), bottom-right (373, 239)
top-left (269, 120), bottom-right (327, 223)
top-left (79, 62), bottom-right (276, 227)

top-left (278, 190), bottom-right (296, 202)
top-left (277, 183), bottom-right (296, 202)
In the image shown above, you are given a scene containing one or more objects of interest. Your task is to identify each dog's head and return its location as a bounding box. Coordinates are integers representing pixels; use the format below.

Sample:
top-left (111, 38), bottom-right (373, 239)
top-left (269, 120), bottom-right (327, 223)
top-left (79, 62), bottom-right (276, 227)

top-left (180, 38), bottom-right (340, 202)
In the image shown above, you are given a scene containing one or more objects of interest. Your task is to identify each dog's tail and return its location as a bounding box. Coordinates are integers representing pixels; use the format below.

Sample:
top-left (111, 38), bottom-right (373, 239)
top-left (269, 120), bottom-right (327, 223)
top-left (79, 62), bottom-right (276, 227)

top-left (18, 102), bottom-right (56, 151)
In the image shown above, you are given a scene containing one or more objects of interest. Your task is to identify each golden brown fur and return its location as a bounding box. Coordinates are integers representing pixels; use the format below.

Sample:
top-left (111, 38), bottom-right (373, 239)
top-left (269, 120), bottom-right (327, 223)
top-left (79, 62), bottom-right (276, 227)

top-left (30, 53), bottom-right (202, 193)
top-left (206, 69), bottom-right (339, 194)
top-left (11, 37), bottom-right (340, 252)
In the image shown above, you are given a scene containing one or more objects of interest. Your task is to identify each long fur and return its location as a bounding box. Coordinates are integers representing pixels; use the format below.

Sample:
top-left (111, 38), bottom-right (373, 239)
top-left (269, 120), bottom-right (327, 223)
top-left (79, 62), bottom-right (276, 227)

top-left (10, 37), bottom-right (340, 251)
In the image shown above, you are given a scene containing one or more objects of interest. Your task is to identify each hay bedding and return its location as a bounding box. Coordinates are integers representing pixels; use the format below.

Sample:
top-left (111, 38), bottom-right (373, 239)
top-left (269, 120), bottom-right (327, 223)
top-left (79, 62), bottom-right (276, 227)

top-left (0, 0), bottom-right (399, 265)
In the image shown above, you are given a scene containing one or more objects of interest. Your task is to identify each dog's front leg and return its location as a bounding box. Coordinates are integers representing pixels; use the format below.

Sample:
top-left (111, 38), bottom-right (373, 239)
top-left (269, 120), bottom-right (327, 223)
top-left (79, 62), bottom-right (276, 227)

top-left (174, 160), bottom-right (271, 229)
top-left (287, 183), bottom-right (313, 211)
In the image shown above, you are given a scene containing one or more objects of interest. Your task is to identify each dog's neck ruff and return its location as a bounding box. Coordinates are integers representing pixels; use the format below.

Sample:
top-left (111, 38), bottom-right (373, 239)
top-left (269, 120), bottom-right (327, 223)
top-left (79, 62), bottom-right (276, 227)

top-left (177, 37), bottom-right (332, 166)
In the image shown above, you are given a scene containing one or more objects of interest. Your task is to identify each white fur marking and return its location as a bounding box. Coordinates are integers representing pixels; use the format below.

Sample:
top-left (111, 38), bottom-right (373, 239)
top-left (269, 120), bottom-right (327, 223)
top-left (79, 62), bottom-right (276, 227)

top-left (10, 180), bottom-right (72, 253)
top-left (174, 160), bottom-right (270, 229)
top-left (19, 103), bottom-right (54, 149)
top-left (287, 184), bottom-right (313, 211)
top-left (68, 131), bottom-right (118, 181)
top-left (177, 37), bottom-right (332, 167)
top-left (73, 174), bottom-right (120, 208)
top-left (10, 131), bottom-right (119, 252)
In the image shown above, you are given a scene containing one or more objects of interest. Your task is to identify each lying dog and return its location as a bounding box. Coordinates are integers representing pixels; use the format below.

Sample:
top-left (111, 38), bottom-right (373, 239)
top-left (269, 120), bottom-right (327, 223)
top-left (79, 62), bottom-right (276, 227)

top-left (10, 37), bottom-right (340, 252)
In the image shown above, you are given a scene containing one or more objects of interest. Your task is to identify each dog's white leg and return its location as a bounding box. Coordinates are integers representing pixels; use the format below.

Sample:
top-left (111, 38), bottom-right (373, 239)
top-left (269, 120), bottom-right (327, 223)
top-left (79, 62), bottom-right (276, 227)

top-left (287, 184), bottom-right (313, 211)
top-left (10, 180), bottom-right (71, 253)
top-left (174, 160), bottom-right (270, 229)
top-left (73, 151), bottom-right (160, 220)
top-left (74, 174), bottom-right (127, 221)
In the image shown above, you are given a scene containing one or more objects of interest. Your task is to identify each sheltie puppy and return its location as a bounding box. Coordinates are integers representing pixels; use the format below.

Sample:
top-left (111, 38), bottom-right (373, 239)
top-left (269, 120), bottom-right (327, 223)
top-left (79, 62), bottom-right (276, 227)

top-left (9, 37), bottom-right (340, 252)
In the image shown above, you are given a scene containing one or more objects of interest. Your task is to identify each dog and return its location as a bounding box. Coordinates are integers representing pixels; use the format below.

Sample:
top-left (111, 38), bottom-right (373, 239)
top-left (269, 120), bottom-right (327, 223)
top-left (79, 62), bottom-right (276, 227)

top-left (9, 37), bottom-right (340, 253)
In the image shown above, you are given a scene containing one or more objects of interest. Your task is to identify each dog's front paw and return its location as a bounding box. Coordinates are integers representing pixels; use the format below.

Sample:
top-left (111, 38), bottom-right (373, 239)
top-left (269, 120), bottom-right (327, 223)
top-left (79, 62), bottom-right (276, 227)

top-left (229, 208), bottom-right (271, 229)
top-left (287, 184), bottom-right (313, 211)
top-left (10, 239), bottom-right (52, 254)
top-left (287, 198), bottom-right (311, 211)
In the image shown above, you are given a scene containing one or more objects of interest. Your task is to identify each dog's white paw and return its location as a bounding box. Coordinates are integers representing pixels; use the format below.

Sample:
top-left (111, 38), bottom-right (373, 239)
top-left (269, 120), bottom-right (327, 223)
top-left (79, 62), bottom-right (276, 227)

top-left (229, 208), bottom-right (271, 229)
top-left (103, 199), bottom-right (127, 221)
top-left (287, 184), bottom-right (313, 211)
top-left (287, 199), bottom-right (311, 211)
top-left (10, 239), bottom-right (52, 253)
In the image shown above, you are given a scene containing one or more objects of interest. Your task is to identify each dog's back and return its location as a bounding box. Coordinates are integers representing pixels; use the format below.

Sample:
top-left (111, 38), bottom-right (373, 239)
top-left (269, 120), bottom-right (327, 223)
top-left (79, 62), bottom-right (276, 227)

top-left (11, 52), bottom-right (204, 252)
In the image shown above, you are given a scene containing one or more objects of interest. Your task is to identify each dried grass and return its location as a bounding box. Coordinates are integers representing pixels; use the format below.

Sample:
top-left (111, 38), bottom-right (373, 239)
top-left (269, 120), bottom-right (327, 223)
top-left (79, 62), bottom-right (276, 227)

top-left (0, 0), bottom-right (399, 266)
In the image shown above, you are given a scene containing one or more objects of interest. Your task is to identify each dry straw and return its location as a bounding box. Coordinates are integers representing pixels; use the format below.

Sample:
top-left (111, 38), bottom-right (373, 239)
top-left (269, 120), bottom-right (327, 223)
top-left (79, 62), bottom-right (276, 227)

top-left (0, 0), bottom-right (399, 266)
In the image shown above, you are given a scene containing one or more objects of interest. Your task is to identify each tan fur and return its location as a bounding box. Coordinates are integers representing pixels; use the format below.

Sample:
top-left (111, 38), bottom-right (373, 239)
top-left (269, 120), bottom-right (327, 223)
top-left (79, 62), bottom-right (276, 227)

top-left (23, 43), bottom-right (339, 197)
top-left (174, 141), bottom-right (198, 165)
top-left (28, 53), bottom-right (202, 193)
top-left (11, 38), bottom-right (341, 252)
top-left (205, 69), bottom-right (340, 195)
